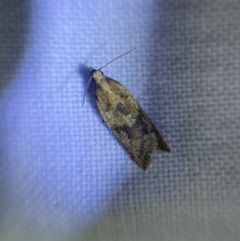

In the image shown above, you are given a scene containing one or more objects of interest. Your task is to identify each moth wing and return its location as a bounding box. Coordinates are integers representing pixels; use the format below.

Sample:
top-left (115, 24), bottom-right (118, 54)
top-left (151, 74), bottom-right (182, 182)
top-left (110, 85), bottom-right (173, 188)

top-left (96, 76), bottom-right (170, 171)
top-left (110, 107), bottom-right (170, 171)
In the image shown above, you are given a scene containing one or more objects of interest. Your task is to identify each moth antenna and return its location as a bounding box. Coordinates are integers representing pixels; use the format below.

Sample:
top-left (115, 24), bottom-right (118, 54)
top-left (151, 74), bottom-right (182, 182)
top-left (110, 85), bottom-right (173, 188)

top-left (82, 76), bottom-right (93, 106)
top-left (99, 47), bottom-right (136, 70)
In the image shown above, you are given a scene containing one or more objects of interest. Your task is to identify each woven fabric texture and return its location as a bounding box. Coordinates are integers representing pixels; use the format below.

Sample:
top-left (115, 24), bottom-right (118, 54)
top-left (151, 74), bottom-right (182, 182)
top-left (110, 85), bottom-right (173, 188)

top-left (0, 0), bottom-right (240, 240)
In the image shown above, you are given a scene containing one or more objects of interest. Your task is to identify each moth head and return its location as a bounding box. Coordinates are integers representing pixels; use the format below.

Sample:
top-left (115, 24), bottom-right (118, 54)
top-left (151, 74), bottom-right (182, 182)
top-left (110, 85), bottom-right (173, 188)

top-left (88, 67), bottom-right (96, 76)
top-left (88, 67), bottom-right (104, 76)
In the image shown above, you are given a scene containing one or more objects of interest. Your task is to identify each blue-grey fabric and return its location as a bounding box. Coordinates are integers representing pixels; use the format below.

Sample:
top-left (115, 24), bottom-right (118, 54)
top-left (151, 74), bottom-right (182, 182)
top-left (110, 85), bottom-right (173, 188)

top-left (1, 0), bottom-right (240, 240)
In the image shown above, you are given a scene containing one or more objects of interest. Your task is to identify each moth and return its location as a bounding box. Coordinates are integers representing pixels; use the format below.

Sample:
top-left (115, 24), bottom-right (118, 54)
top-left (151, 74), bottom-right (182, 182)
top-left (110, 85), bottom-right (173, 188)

top-left (83, 48), bottom-right (171, 171)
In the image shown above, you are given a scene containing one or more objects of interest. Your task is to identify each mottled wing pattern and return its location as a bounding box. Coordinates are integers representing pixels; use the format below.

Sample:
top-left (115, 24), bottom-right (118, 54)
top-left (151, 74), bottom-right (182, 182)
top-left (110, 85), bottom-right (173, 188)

top-left (95, 76), bottom-right (170, 171)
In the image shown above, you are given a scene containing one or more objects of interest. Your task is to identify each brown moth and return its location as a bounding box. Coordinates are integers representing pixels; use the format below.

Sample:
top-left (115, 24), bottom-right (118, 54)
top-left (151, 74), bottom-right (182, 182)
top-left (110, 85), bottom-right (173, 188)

top-left (83, 48), bottom-right (170, 171)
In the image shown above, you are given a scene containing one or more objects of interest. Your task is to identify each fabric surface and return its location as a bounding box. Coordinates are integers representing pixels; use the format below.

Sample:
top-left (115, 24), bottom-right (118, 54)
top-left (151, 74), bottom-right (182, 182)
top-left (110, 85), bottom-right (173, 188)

top-left (1, 0), bottom-right (240, 240)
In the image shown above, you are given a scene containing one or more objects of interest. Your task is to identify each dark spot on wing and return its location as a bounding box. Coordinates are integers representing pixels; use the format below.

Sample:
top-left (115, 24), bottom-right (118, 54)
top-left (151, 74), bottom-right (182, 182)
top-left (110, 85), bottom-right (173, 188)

top-left (135, 113), bottom-right (150, 135)
top-left (116, 103), bottom-right (129, 115)
top-left (111, 124), bottom-right (132, 139)
top-left (95, 84), bottom-right (102, 90)
top-left (120, 93), bottom-right (128, 98)
top-left (105, 101), bottom-right (111, 112)
top-left (122, 125), bottom-right (132, 139)
top-left (111, 125), bottom-right (121, 135)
